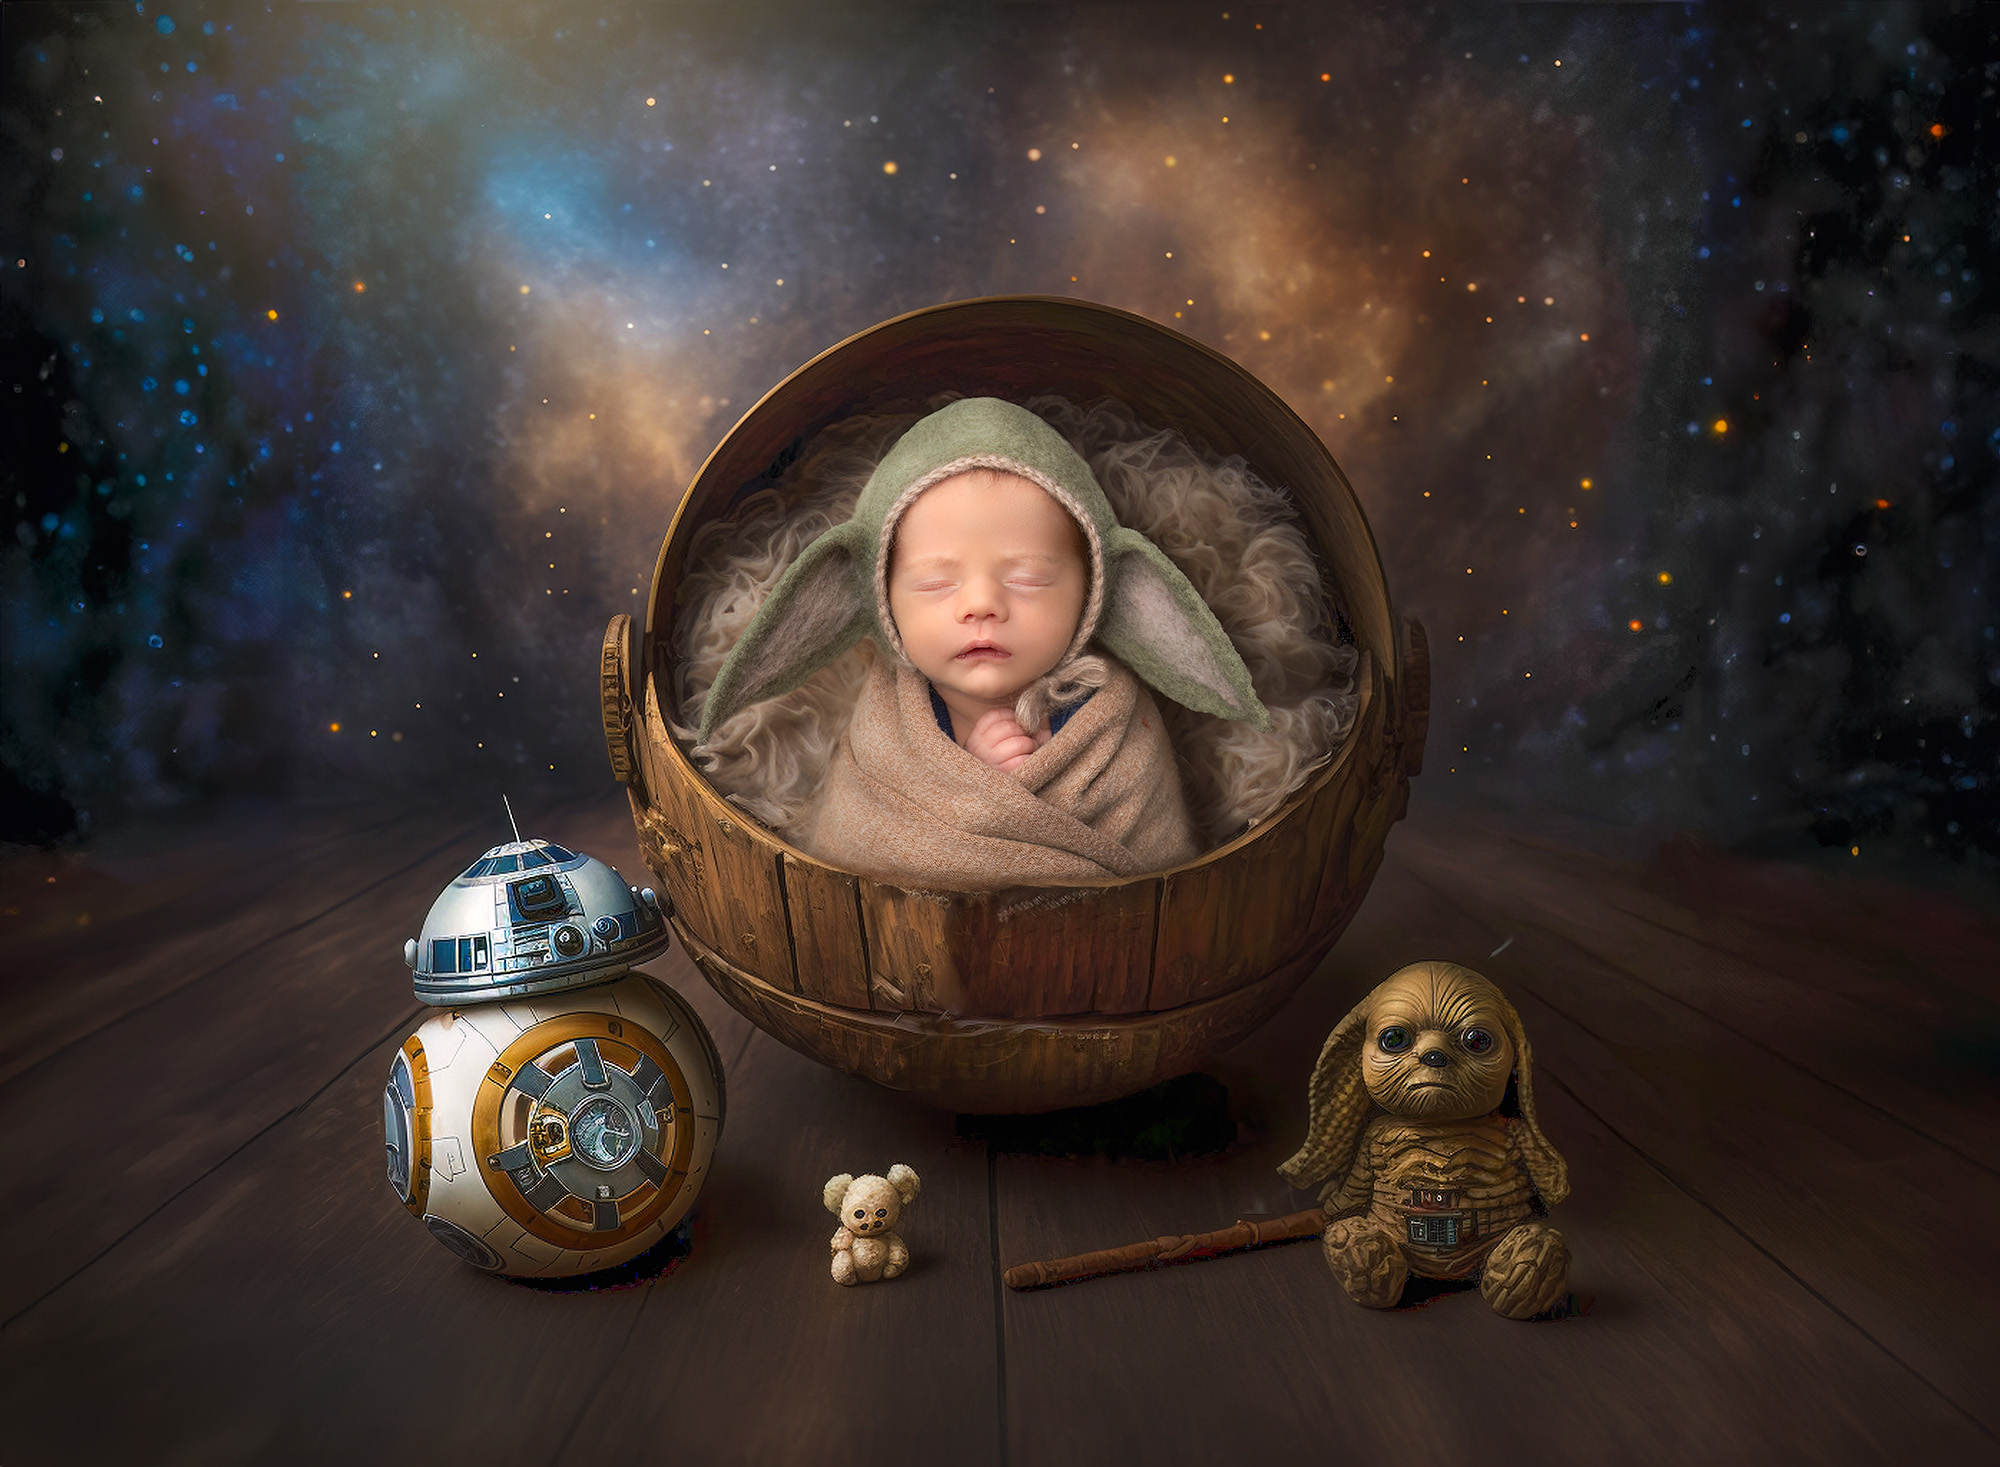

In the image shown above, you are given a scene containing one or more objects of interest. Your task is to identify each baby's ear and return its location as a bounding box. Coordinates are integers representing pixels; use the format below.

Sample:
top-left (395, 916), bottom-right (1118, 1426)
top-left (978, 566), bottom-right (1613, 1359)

top-left (1096, 529), bottom-right (1271, 729)
top-left (823, 1174), bottom-right (855, 1214)
top-left (700, 520), bottom-right (875, 743)
top-left (885, 1163), bottom-right (921, 1205)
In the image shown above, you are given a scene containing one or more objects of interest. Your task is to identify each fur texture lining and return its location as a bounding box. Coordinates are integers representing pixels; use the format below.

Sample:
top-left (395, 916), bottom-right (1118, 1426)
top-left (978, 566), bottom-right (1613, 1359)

top-left (670, 396), bottom-right (1359, 847)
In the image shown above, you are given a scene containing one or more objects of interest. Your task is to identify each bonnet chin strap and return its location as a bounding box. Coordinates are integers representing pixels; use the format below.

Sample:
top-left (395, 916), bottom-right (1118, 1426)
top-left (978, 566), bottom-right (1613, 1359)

top-left (1012, 653), bottom-right (1112, 736)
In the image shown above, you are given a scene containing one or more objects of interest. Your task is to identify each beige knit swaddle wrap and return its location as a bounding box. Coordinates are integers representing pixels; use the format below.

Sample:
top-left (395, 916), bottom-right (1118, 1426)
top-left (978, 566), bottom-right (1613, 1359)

top-left (789, 655), bottom-right (1198, 890)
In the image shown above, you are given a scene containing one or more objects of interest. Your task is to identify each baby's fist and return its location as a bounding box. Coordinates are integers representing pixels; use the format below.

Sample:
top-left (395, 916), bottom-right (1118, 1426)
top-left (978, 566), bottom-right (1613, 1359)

top-left (966, 708), bottom-right (1047, 772)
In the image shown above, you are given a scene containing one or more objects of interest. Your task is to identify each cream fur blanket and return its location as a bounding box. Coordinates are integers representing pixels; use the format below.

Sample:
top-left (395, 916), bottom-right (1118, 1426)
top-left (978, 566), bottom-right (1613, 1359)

top-left (789, 654), bottom-right (1198, 889)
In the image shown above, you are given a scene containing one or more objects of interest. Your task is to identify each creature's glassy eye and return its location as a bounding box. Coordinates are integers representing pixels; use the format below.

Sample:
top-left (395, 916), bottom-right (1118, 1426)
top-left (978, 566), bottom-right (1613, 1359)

top-left (1378, 1026), bottom-right (1413, 1053)
top-left (875, 1208), bottom-right (887, 1217)
top-left (1461, 1027), bottom-right (1495, 1055)
top-left (854, 1209), bottom-right (865, 1218)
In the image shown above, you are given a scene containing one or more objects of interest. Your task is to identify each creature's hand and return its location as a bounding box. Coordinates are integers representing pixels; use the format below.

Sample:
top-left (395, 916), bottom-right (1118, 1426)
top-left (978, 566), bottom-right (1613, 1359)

top-left (965, 707), bottom-right (1051, 772)
top-left (832, 1227), bottom-right (854, 1250)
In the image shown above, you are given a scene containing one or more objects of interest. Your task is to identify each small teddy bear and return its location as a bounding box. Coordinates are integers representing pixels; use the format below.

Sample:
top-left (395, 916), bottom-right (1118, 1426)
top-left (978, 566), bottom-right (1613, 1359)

top-left (823, 1164), bottom-right (921, 1285)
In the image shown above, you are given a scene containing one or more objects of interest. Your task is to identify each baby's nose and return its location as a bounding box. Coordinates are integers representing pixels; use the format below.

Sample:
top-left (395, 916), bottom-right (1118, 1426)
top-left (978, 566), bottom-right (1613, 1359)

top-left (958, 576), bottom-right (1007, 614)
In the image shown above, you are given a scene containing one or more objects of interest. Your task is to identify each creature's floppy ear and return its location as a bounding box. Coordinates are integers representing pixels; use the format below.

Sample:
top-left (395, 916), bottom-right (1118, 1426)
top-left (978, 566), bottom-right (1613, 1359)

top-left (885, 1163), bottom-right (921, 1205)
top-left (1097, 528), bottom-right (1271, 730)
top-left (699, 519), bottom-right (874, 743)
top-left (822, 1173), bottom-right (856, 1215)
top-left (1495, 991), bottom-right (1570, 1206)
top-left (1277, 987), bottom-right (1376, 1209)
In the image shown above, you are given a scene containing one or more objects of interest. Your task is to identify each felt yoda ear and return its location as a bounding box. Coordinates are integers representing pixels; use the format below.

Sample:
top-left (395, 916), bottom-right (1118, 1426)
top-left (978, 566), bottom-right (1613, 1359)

top-left (1277, 989), bottom-right (1376, 1212)
top-left (1099, 528), bottom-right (1271, 731)
top-left (1493, 988), bottom-right (1570, 1206)
top-left (698, 519), bottom-right (875, 744)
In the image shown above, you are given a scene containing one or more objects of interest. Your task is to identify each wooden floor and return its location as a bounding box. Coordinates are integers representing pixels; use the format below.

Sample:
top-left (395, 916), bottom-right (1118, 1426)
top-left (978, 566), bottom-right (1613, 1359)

top-left (1, 789), bottom-right (1994, 1465)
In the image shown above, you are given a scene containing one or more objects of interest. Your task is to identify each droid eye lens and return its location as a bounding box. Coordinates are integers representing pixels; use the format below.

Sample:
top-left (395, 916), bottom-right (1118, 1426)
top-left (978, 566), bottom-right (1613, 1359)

top-left (570, 1097), bottom-right (636, 1168)
top-left (1378, 1026), bottom-right (1412, 1052)
top-left (1461, 1027), bottom-right (1495, 1054)
top-left (510, 874), bottom-right (570, 921)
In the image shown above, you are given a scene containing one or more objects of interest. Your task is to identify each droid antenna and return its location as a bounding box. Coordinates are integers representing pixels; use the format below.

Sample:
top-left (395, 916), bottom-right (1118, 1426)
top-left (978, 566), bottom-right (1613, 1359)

top-left (502, 794), bottom-right (523, 845)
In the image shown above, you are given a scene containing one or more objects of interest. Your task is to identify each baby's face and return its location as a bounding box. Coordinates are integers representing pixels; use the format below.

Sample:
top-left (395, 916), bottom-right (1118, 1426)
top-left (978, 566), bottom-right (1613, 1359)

top-left (887, 469), bottom-right (1088, 716)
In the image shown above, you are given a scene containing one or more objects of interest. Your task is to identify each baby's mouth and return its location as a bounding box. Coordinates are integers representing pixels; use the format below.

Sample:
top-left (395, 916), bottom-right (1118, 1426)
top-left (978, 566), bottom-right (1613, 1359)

top-left (956, 641), bottom-right (1009, 660)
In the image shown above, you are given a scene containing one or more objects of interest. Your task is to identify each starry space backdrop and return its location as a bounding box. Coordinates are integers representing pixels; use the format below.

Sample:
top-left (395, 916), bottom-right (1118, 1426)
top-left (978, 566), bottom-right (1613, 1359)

top-left (3, 1), bottom-right (1995, 871)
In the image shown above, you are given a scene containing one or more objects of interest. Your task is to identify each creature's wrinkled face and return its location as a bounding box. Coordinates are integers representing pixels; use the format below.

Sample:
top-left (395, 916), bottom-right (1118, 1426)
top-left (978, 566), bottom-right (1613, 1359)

top-left (887, 469), bottom-right (1088, 725)
top-left (1361, 968), bottom-right (1516, 1121)
top-left (841, 1179), bottom-right (901, 1236)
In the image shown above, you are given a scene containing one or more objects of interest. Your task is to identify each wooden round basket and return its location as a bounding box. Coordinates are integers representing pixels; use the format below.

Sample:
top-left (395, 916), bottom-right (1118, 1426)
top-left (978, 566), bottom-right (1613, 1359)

top-left (601, 296), bottom-right (1428, 1113)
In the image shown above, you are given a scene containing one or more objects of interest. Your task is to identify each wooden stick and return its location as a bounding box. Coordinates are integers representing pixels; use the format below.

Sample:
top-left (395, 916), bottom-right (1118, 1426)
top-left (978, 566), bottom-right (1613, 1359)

top-left (1003, 1208), bottom-right (1324, 1290)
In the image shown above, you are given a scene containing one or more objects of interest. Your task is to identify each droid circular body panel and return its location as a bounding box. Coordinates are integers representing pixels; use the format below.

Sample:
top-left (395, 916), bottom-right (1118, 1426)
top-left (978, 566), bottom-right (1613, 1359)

top-left (405, 837), bottom-right (672, 1005)
top-left (385, 972), bottom-right (725, 1277)
top-left (383, 1034), bottom-right (433, 1216)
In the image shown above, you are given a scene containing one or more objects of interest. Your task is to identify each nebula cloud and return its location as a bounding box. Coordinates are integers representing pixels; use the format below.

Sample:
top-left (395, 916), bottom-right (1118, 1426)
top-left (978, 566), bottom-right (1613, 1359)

top-left (3, 5), bottom-right (1992, 865)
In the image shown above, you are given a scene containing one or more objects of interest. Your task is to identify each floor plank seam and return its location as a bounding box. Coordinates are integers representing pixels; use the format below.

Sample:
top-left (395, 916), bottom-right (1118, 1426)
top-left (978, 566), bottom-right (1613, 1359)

top-left (545, 1279), bottom-right (657, 1467)
top-left (987, 1145), bottom-right (1010, 1467)
top-left (1607, 892), bottom-right (1996, 1010)
top-left (1536, 1066), bottom-right (1996, 1444)
top-left (1520, 907), bottom-right (1998, 1176)
top-left (0, 1004), bottom-right (425, 1337)
top-left (1399, 866), bottom-right (1999, 1180)
top-left (722, 1023), bottom-right (758, 1076)
top-left (0, 820), bottom-right (487, 1095)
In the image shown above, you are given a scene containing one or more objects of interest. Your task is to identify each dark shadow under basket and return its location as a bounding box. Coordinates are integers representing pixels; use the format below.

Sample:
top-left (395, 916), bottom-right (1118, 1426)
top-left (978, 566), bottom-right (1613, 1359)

top-left (600, 295), bottom-right (1428, 1113)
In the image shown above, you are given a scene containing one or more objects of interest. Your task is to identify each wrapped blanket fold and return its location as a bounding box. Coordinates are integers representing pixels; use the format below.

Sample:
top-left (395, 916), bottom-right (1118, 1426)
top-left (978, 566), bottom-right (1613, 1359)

top-left (790, 655), bottom-right (1198, 889)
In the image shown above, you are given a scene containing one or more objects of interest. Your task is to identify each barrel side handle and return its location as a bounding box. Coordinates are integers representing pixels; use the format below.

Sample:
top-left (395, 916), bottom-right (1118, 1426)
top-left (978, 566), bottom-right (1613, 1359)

top-left (1398, 616), bottom-right (1430, 780)
top-left (601, 614), bottom-right (646, 801)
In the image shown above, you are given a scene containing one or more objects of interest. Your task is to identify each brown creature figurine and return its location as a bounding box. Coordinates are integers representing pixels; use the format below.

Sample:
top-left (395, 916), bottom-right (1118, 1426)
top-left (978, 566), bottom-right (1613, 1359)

top-left (1278, 961), bottom-right (1571, 1319)
top-left (824, 1165), bottom-right (921, 1285)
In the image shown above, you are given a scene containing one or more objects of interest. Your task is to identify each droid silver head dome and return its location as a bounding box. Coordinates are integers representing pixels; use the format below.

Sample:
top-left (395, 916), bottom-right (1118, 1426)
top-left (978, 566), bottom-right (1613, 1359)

top-left (406, 837), bottom-right (671, 1005)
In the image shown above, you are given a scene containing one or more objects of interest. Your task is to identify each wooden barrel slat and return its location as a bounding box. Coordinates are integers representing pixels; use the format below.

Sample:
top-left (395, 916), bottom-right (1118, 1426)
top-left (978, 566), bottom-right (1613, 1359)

top-left (1148, 654), bottom-right (1372, 1011)
top-left (632, 705), bottom-right (715, 949)
top-left (670, 912), bottom-right (1339, 1113)
top-left (635, 678), bottom-right (796, 995)
top-left (782, 853), bottom-right (872, 1010)
top-left (860, 884), bottom-right (951, 1013)
top-left (954, 879), bottom-right (1160, 1020)
top-left (622, 296), bottom-right (1424, 1112)
top-left (678, 778), bottom-right (798, 995)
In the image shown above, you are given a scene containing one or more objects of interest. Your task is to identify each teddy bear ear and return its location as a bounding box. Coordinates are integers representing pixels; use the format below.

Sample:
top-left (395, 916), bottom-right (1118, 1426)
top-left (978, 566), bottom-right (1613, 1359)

top-left (885, 1163), bottom-right (921, 1204)
top-left (823, 1174), bottom-right (855, 1213)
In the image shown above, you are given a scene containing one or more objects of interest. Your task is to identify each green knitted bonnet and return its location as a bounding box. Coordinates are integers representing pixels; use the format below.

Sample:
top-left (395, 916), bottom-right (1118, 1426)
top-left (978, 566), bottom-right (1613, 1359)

top-left (697, 397), bottom-right (1270, 742)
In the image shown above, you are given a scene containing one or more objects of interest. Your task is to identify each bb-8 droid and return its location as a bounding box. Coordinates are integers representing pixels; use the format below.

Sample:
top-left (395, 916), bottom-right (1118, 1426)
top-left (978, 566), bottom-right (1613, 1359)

top-left (384, 834), bottom-right (725, 1276)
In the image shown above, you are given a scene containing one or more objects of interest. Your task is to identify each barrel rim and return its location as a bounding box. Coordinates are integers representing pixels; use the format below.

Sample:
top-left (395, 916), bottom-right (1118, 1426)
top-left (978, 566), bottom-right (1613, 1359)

top-left (644, 292), bottom-right (1400, 679)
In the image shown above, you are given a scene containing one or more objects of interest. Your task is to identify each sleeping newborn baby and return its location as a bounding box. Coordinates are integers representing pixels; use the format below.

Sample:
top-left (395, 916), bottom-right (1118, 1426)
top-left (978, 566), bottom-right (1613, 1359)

top-left (890, 463), bottom-right (1099, 769)
top-left (697, 397), bottom-right (1272, 889)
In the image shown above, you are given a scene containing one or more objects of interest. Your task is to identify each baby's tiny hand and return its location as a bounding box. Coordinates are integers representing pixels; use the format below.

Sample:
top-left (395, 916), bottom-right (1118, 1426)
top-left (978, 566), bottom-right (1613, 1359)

top-left (966, 708), bottom-right (1049, 772)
